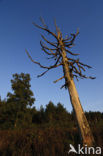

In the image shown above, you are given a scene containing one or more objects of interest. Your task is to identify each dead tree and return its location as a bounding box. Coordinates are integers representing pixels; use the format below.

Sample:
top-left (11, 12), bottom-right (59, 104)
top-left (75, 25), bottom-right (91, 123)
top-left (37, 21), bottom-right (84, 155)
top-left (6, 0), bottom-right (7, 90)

top-left (26, 19), bottom-right (95, 146)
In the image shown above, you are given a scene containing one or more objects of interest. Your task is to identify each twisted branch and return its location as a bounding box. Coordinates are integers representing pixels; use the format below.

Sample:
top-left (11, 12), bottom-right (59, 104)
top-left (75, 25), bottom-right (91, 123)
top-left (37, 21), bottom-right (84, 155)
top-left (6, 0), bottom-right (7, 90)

top-left (26, 20), bottom-right (95, 81)
top-left (32, 22), bottom-right (58, 40)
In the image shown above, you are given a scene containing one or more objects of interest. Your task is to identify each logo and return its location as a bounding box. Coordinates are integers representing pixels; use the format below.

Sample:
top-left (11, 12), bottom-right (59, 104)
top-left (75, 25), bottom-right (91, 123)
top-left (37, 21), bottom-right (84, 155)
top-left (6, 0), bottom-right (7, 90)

top-left (68, 144), bottom-right (101, 155)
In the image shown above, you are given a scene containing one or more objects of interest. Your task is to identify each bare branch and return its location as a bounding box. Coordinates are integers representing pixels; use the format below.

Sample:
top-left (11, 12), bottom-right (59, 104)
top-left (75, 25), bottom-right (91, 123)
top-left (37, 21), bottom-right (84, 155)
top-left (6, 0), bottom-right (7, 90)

top-left (42, 47), bottom-right (53, 56)
top-left (72, 71), bottom-right (96, 80)
top-left (60, 82), bottom-right (68, 89)
top-left (37, 69), bottom-right (49, 77)
top-left (26, 49), bottom-right (50, 69)
top-left (41, 35), bottom-right (57, 48)
top-left (39, 17), bottom-right (48, 29)
top-left (54, 19), bottom-right (60, 35)
top-left (72, 66), bottom-right (81, 75)
top-left (55, 55), bottom-right (61, 65)
top-left (53, 76), bottom-right (64, 83)
top-left (46, 56), bottom-right (55, 59)
top-left (40, 41), bottom-right (59, 58)
top-left (78, 61), bottom-right (92, 69)
top-left (60, 84), bottom-right (66, 89)
top-left (88, 76), bottom-right (96, 79)
top-left (65, 48), bottom-right (80, 56)
top-left (77, 63), bottom-right (86, 72)
top-left (40, 41), bottom-right (54, 55)
top-left (32, 22), bottom-right (58, 40)
top-left (65, 29), bottom-right (79, 47)
top-left (40, 41), bottom-right (57, 55)
top-left (73, 74), bottom-right (79, 81)
top-left (37, 63), bottom-right (62, 77)
top-left (79, 74), bottom-right (96, 79)
top-left (63, 36), bottom-right (72, 42)
top-left (67, 58), bottom-right (92, 69)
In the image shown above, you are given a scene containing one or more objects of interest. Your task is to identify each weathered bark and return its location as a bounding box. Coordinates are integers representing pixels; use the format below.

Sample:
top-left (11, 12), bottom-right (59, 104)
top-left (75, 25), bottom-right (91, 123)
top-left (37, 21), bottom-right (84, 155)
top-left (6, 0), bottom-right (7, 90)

top-left (62, 49), bottom-right (95, 146)
top-left (27, 20), bottom-right (95, 146)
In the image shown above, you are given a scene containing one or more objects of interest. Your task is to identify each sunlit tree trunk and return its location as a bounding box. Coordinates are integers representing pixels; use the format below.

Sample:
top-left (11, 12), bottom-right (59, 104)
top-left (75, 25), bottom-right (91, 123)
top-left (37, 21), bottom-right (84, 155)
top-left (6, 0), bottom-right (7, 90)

top-left (26, 19), bottom-right (95, 146)
top-left (62, 49), bottom-right (95, 146)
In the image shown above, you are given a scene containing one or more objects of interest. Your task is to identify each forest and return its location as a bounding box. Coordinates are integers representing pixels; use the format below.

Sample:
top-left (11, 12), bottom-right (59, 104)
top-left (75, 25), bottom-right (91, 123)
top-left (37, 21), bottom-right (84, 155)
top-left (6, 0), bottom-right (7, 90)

top-left (0, 73), bottom-right (103, 156)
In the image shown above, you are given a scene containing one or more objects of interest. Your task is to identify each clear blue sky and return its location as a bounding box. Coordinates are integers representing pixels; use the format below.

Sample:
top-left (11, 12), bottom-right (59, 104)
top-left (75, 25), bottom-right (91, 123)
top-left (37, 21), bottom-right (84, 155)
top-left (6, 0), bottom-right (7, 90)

top-left (0, 0), bottom-right (103, 112)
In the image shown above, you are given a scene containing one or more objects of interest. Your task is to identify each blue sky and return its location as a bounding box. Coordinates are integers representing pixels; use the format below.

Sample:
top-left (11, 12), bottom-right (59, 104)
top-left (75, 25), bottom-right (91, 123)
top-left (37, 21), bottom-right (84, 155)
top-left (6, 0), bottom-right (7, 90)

top-left (0, 0), bottom-right (103, 112)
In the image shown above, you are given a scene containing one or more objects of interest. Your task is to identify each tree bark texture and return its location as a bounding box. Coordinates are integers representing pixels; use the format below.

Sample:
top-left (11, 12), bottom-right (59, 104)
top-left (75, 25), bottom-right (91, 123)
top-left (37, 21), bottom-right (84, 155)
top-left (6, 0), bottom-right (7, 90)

top-left (62, 49), bottom-right (95, 146)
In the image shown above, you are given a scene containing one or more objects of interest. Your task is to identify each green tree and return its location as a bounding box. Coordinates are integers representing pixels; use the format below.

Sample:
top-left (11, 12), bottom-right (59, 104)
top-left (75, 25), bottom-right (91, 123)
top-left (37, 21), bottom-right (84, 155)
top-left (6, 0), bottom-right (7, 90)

top-left (7, 73), bottom-right (35, 110)
top-left (45, 101), bottom-right (56, 122)
top-left (0, 73), bottom-right (35, 129)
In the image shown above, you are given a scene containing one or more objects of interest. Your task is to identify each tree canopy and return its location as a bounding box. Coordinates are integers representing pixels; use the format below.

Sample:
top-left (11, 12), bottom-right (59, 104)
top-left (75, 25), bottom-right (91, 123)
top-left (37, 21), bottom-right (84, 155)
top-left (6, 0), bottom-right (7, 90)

top-left (7, 73), bottom-right (35, 110)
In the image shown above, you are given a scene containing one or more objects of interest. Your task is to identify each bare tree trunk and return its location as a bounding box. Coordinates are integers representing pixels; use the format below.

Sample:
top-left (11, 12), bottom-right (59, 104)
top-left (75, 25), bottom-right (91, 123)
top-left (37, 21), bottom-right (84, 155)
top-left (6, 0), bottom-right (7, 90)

top-left (62, 50), bottom-right (95, 146)
top-left (27, 20), bottom-right (96, 146)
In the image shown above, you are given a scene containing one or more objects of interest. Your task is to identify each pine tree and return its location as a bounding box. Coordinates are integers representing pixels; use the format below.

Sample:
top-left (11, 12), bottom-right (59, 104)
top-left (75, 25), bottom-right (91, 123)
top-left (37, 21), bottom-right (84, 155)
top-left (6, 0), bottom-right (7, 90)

top-left (7, 73), bottom-right (35, 110)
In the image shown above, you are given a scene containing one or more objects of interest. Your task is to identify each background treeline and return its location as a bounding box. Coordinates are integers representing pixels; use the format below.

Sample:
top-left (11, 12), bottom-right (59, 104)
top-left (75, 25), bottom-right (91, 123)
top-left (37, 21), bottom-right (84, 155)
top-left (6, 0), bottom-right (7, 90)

top-left (0, 73), bottom-right (103, 156)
